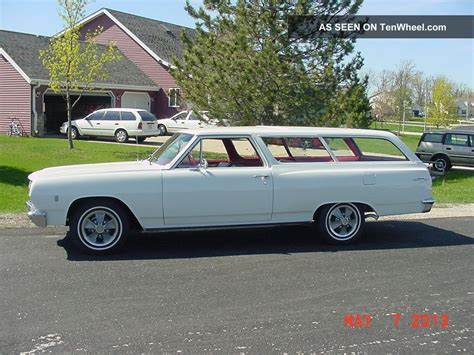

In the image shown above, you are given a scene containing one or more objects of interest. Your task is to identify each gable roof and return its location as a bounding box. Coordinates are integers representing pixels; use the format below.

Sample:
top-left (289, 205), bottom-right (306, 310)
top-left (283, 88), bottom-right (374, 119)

top-left (71, 8), bottom-right (195, 68)
top-left (105, 9), bottom-right (194, 65)
top-left (0, 29), bottom-right (158, 90)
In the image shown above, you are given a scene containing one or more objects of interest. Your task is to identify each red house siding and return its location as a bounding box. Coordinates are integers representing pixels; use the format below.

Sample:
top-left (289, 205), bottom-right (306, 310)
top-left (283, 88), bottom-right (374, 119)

top-left (0, 55), bottom-right (31, 134)
top-left (80, 14), bottom-right (181, 118)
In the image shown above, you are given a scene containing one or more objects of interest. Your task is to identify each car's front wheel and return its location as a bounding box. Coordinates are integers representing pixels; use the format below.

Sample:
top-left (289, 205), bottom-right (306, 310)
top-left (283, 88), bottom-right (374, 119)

top-left (316, 203), bottom-right (364, 244)
top-left (69, 200), bottom-right (130, 254)
top-left (158, 124), bottom-right (167, 136)
top-left (70, 126), bottom-right (79, 140)
top-left (115, 129), bottom-right (129, 143)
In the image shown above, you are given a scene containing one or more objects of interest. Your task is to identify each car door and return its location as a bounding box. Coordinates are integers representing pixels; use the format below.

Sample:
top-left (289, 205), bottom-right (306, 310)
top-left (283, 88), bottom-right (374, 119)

top-left (168, 112), bottom-right (188, 132)
top-left (79, 111), bottom-right (105, 135)
top-left (444, 133), bottom-right (471, 165)
top-left (101, 110), bottom-right (121, 137)
top-left (162, 136), bottom-right (273, 226)
top-left (185, 112), bottom-right (205, 129)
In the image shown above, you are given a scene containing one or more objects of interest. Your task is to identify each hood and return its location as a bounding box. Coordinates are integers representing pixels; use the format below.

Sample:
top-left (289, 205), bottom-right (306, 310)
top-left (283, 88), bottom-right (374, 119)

top-left (28, 160), bottom-right (160, 181)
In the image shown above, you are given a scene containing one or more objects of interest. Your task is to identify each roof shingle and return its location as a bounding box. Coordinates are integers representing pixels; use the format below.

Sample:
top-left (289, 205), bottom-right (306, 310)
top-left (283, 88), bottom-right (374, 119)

top-left (105, 8), bottom-right (195, 64)
top-left (0, 29), bottom-right (157, 88)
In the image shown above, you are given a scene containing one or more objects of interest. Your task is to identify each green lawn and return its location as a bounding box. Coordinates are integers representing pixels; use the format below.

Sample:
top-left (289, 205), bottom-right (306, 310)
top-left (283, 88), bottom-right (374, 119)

top-left (432, 171), bottom-right (474, 204)
top-left (370, 122), bottom-right (427, 133)
top-left (0, 135), bottom-right (472, 212)
top-left (0, 137), bottom-right (155, 212)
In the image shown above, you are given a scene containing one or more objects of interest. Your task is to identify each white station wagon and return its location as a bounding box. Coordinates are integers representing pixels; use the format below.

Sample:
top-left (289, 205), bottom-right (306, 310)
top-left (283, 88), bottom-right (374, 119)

top-left (27, 127), bottom-right (434, 254)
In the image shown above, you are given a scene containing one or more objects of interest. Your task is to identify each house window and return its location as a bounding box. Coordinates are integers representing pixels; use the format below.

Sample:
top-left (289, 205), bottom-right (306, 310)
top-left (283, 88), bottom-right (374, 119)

top-left (168, 88), bottom-right (181, 107)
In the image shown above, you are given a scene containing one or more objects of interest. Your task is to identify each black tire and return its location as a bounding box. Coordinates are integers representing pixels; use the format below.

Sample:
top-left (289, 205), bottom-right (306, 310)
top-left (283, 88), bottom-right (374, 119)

top-left (158, 124), bottom-right (167, 136)
top-left (431, 155), bottom-right (451, 173)
top-left (136, 137), bottom-right (146, 143)
top-left (115, 129), bottom-right (129, 143)
top-left (70, 126), bottom-right (79, 140)
top-left (316, 203), bottom-right (364, 245)
top-left (69, 199), bottom-right (130, 255)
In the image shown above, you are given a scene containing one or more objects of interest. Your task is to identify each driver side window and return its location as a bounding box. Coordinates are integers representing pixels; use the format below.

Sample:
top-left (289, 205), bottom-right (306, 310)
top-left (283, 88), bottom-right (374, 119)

top-left (178, 139), bottom-right (230, 168)
top-left (177, 137), bottom-right (263, 168)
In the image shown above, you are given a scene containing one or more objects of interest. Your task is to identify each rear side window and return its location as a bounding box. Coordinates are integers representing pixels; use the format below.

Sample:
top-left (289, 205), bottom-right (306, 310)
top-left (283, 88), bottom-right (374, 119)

top-left (422, 133), bottom-right (443, 143)
top-left (138, 111), bottom-right (157, 121)
top-left (103, 111), bottom-right (120, 120)
top-left (120, 111), bottom-right (136, 121)
top-left (445, 134), bottom-right (469, 146)
top-left (262, 136), bottom-right (333, 163)
top-left (87, 111), bottom-right (105, 120)
top-left (352, 138), bottom-right (407, 161)
top-left (323, 137), bottom-right (407, 162)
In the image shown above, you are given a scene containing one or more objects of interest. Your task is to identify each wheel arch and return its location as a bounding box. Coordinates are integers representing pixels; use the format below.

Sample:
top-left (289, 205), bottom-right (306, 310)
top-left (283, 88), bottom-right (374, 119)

top-left (114, 127), bottom-right (128, 136)
top-left (429, 152), bottom-right (451, 163)
top-left (66, 196), bottom-right (143, 231)
top-left (313, 201), bottom-right (378, 221)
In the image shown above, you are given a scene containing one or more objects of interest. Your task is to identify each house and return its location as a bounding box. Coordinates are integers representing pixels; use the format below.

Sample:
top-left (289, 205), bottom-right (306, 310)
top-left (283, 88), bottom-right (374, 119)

top-left (455, 98), bottom-right (474, 119)
top-left (0, 8), bottom-right (193, 136)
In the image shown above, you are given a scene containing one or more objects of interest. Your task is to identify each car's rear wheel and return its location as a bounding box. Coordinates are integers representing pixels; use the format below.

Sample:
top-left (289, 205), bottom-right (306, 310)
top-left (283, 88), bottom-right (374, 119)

top-left (432, 155), bottom-right (451, 172)
top-left (316, 203), bottom-right (364, 244)
top-left (158, 124), bottom-right (167, 136)
top-left (115, 129), bottom-right (129, 143)
top-left (69, 200), bottom-right (130, 254)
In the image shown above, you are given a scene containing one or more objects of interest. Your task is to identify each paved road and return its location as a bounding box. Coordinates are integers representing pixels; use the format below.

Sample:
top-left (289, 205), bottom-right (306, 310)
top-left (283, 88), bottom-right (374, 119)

top-left (1, 218), bottom-right (473, 353)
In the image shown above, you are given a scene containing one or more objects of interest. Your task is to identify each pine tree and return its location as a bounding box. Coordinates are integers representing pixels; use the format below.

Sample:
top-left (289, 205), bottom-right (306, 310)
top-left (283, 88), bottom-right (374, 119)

top-left (173, 0), bottom-right (371, 127)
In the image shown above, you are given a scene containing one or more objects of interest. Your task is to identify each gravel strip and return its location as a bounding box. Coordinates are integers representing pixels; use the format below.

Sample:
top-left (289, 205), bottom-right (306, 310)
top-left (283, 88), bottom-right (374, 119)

top-left (2, 204), bottom-right (473, 229)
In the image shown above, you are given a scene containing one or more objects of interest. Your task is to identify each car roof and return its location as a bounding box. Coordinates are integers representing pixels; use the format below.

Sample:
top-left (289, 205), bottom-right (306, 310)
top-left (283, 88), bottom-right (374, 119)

top-left (423, 129), bottom-right (474, 135)
top-left (95, 108), bottom-right (147, 112)
top-left (181, 126), bottom-right (400, 138)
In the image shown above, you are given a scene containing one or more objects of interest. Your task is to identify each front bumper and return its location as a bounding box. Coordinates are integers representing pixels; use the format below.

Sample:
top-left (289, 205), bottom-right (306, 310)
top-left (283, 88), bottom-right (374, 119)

top-left (422, 198), bottom-right (435, 213)
top-left (26, 201), bottom-right (47, 227)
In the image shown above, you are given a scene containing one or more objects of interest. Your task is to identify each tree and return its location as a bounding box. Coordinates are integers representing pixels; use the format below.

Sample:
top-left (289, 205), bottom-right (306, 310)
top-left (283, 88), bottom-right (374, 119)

top-left (428, 77), bottom-right (457, 128)
top-left (40, 0), bottom-right (121, 149)
top-left (173, 0), bottom-right (371, 128)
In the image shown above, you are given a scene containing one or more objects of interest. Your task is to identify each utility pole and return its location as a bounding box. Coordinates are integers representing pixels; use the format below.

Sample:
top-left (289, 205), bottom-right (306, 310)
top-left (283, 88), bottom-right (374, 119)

top-left (424, 78), bottom-right (428, 131)
top-left (402, 100), bottom-right (406, 133)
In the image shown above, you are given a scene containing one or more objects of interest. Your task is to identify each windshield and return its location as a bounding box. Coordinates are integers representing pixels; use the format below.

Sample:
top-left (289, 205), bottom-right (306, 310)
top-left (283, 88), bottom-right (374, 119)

top-left (148, 133), bottom-right (193, 165)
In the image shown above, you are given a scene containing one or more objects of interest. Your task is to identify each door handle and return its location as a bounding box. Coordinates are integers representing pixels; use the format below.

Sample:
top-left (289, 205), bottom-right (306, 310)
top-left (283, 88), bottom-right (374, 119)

top-left (115, 123), bottom-right (119, 125)
top-left (254, 174), bottom-right (269, 178)
top-left (446, 147), bottom-right (451, 150)
top-left (96, 123), bottom-right (100, 125)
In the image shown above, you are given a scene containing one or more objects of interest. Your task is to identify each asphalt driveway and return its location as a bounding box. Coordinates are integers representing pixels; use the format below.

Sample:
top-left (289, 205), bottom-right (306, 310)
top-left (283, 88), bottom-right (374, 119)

top-left (1, 218), bottom-right (473, 353)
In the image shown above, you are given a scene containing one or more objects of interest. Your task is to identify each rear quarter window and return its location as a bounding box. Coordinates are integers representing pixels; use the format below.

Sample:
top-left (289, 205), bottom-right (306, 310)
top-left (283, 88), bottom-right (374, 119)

top-left (120, 111), bottom-right (136, 121)
top-left (422, 133), bottom-right (444, 143)
top-left (138, 111), bottom-right (157, 121)
top-left (323, 137), bottom-right (408, 162)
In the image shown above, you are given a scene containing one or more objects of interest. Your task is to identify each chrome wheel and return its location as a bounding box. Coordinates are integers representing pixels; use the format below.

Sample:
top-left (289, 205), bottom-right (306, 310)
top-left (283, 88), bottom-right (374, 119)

top-left (70, 127), bottom-right (77, 139)
top-left (434, 158), bottom-right (446, 171)
top-left (325, 203), bottom-right (361, 240)
top-left (158, 124), bottom-right (167, 135)
top-left (78, 207), bottom-right (122, 250)
top-left (115, 130), bottom-right (128, 143)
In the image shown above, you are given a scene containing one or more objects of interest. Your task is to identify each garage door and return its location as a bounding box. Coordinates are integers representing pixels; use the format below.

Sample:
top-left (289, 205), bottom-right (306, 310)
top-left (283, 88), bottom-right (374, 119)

top-left (121, 92), bottom-right (150, 111)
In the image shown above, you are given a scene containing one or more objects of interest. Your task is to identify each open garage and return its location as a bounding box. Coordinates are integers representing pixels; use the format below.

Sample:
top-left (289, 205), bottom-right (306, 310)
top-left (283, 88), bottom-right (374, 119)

top-left (43, 92), bottom-right (113, 134)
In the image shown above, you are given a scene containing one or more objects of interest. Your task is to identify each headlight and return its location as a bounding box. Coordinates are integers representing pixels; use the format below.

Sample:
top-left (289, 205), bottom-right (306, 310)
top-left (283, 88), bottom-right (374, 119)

top-left (29, 180), bottom-right (32, 190)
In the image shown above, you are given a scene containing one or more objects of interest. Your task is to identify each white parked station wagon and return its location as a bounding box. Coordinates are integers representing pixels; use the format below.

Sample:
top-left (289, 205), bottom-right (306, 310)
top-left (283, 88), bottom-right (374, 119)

top-left (27, 127), bottom-right (434, 254)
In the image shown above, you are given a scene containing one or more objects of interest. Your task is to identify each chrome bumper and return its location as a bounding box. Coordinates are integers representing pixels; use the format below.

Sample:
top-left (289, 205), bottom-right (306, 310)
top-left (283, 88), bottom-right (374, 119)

top-left (26, 201), bottom-right (47, 227)
top-left (422, 198), bottom-right (435, 213)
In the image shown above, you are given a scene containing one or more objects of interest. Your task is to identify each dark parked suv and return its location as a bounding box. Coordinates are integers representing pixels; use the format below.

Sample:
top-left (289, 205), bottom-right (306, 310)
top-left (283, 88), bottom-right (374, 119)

top-left (416, 130), bottom-right (474, 172)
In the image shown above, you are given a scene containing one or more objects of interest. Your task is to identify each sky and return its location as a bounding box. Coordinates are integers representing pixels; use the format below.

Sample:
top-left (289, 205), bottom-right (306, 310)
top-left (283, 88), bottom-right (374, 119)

top-left (0, 0), bottom-right (473, 89)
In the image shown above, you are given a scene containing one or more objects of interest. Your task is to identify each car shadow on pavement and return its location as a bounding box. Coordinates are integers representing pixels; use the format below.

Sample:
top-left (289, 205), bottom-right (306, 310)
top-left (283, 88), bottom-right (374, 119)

top-left (57, 218), bottom-right (474, 261)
